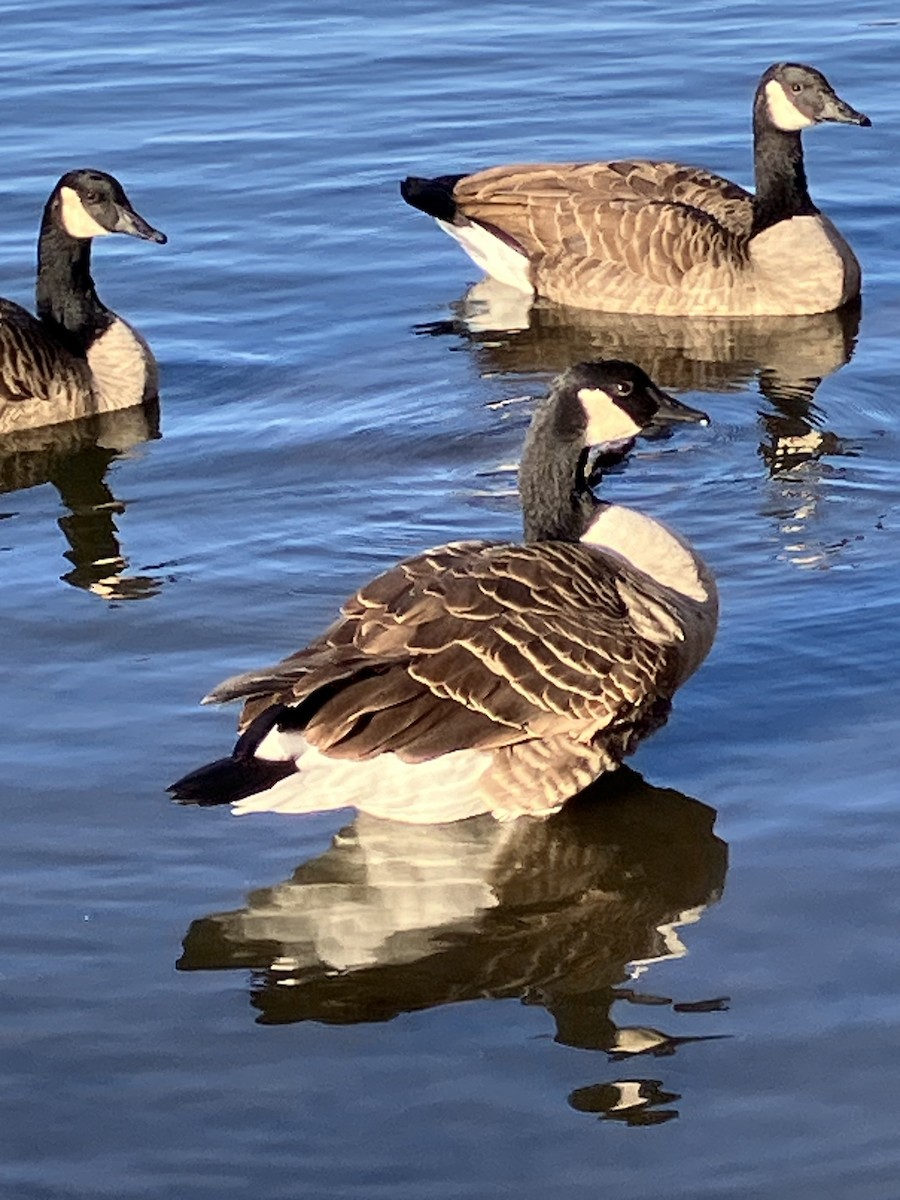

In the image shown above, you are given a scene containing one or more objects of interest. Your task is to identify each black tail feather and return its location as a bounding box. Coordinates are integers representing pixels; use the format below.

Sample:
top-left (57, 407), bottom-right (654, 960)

top-left (400, 174), bottom-right (466, 222)
top-left (168, 755), bottom-right (296, 806)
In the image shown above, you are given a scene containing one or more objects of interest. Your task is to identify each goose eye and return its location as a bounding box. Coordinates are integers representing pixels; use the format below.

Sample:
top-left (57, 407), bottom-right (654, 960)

top-left (614, 381), bottom-right (634, 397)
top-left (791, 82), bottom-right (803, 94)
top-left (83, 191), bottom-right (100, 204)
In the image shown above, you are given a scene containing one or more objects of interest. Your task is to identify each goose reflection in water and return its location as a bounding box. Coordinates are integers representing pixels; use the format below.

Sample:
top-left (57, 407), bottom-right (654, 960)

top-left (179, 767), bottom-right (728, 1123)
top-left (0, 400), bottom-right (162, 600)
top-left (421, 282), bottom-right (862, 568)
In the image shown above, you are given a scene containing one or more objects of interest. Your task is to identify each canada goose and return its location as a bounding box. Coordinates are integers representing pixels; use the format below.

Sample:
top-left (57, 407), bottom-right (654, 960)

top-left (400, 62), bottom-right (870, 317)
top-left (170, 361), bottom-right (715, 824)
top-left (0, 169), bottom-right (166, 436)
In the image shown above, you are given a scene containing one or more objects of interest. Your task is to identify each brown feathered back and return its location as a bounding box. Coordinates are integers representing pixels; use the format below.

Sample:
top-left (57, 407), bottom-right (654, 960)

top-left (209, 538), bottom-right (701, 766)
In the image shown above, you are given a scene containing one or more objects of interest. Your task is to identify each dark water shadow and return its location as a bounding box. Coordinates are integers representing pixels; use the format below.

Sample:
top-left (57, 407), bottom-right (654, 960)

top-left (0, 400), bottom-right (163, 600)
top-left (179, 767), bottom-right (728, 1123)
top-left (424, 282), bottom-right (859, 415)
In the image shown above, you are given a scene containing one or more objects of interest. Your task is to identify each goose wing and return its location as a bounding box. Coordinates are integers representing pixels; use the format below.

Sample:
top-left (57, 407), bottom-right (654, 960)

top-left (206, 540), bottom-right (690, 764)
top-left (454, 160), bottom-right (753, 242)
top-left (0, 300), bottom-right (90, 409)
top-left (451, 161), bottom-right (751, 306)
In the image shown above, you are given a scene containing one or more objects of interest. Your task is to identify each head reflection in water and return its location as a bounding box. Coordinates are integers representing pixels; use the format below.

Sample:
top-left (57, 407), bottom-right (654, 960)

top-left (179, 769), bottom-right (729, 1123)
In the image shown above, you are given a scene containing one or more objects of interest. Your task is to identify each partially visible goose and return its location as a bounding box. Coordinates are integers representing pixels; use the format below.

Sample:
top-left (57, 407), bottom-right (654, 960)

top-left (401, 62), bottom-right (870, 317)
top-left (170, 360), bottom-right (715, 824)
top-left (0, 169), bottom-right (166, 435)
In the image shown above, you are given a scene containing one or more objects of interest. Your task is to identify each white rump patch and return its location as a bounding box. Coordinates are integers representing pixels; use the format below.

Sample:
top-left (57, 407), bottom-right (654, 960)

top-left (577, 387), bottom-right (643, 445)
top-left (59, 187), bottom-right (111, 239)
top-left (233, 742), bottom-right (498, 825)
top-left (765, 80), bottom-right (814, 131)
top-left (437, 217), bottom-right (533, 294)
top-left (254, 724), bottom-right (306, 761)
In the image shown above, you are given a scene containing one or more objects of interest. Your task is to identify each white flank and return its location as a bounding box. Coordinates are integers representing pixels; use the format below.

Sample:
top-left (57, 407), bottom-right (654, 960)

top-left (437, 217), bottom-right (533, 294)
top-left (764, 79), bottom-right (814, 131)
top-left (59, 187), bottom-right (111, 239)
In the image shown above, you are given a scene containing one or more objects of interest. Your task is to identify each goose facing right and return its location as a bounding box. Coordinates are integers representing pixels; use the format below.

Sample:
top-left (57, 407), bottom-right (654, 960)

top-left (401, 62), bottom-right (870, 317)
top-left (170, 360), bottom-right (716, 824)
top-left (0, 169), bottom-right (166, 436)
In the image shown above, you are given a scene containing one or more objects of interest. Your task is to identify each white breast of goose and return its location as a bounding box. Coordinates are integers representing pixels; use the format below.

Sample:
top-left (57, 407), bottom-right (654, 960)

top-left (581, 507), bottom-right (717, 685)
top-left (86, 317), bottom-right (157, 413)
top-left (581, 504), bottom-right (714, 607)
top-left (748, 213), bottom-right (861, 314)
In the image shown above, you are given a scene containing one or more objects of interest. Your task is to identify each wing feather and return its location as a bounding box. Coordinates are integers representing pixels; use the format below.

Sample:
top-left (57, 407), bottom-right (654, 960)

top-left (450, 160), bottom-right (752, 308)
top-left (0, 301), bottom-right (91, 417)
top-left (208, 540), bottom-right (691, 764)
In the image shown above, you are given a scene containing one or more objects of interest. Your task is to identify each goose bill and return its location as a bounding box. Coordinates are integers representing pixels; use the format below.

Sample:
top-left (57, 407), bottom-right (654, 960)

top-left (112, 205), bottom-right (167, 244)
top-left (649, 387), bottom-right (709, 426)
top-left (820, 93), bottom-right (871, 127)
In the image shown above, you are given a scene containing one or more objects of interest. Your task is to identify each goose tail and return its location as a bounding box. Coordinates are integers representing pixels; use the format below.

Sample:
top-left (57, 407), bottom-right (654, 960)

top-left (400, 174), bottom-right (465, 222)
top-left (169, 703), bottom-right (299, 806)
top-left (168, 755), bottom-right (297, 806)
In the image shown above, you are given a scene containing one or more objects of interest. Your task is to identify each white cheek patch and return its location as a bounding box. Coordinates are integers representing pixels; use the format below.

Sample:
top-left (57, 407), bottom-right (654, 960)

top-left (59, 186), bottom-right (112, 239)
top-left (577, 387), bottom-right (643, 445)
top-left (765, 79), bottom-right (815, 131)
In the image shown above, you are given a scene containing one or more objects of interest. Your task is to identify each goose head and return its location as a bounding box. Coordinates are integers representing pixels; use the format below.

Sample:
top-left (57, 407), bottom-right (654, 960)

top-left (49, 169), bottom-right (167, 244)
top-left (520, 360), bottom-right (707, 542)
top-left (757, 63), bottom-right (871, 134)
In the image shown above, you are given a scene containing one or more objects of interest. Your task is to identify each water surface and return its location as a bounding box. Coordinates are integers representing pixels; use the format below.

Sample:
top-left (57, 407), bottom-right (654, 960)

top-left (2, 3), bottom-right (899, 1198)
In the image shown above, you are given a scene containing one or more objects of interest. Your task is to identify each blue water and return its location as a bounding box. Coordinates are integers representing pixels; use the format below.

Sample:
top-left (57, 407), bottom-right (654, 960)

top-left (2, 2), bottom-right (900, 1197)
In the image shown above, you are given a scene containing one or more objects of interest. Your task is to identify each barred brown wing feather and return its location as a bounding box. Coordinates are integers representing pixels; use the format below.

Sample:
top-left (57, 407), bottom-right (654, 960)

top-left (454, 159), bottom-right (752, 238)
top-left (0, 301), bottom-right (89, 407)
top-left (210, 541), bottom-right (685, 764)
top-left (541, 200), bottom-right (746, 288)
top-left (452, 162), bottom-right (749, 296)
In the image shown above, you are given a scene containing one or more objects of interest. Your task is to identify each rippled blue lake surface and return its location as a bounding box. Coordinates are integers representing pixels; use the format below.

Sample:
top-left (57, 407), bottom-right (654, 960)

top-left (2, 2), bottom-right (900, 1197)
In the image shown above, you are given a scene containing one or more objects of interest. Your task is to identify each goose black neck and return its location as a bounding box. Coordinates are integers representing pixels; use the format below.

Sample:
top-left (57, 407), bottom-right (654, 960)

top-left (519, 396), bottom-right (598, 543)
top-left (750, 108), bottom-right (817, 237)
top-left (35, 211), bottom-right (111, 357)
